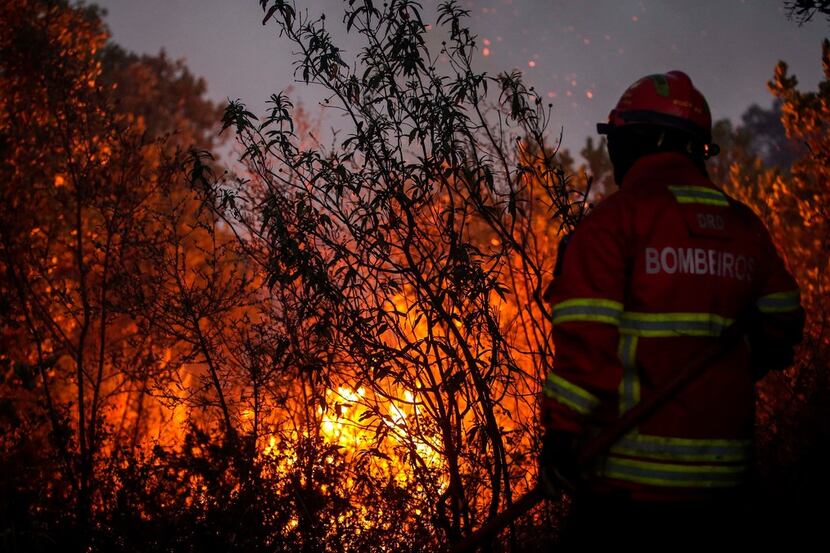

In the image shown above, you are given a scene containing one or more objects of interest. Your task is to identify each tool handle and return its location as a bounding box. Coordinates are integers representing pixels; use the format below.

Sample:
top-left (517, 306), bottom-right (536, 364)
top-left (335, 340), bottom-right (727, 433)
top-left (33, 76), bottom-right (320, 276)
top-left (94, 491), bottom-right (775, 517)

top-left (451, 485), bottom-right (545, 553)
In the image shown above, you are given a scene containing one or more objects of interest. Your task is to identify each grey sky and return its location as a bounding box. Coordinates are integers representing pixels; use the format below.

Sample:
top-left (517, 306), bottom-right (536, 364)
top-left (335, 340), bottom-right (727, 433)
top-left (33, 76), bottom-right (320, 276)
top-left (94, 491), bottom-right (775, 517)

top-left (97, 0), bottom-right (828, 154)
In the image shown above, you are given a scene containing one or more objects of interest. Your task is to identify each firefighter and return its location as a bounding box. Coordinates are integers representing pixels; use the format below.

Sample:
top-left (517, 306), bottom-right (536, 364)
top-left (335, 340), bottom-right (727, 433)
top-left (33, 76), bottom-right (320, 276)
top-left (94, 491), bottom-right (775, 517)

top-left (539, 71), bottom-right (805, 547)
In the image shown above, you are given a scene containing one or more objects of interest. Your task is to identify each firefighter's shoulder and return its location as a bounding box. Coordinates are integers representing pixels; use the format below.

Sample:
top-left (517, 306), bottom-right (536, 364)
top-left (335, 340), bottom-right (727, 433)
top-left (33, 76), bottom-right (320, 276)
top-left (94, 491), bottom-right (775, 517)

top-left (571, 186), bottom-right (643, 243)
top-left (576, 189), bottom-right (627, 227)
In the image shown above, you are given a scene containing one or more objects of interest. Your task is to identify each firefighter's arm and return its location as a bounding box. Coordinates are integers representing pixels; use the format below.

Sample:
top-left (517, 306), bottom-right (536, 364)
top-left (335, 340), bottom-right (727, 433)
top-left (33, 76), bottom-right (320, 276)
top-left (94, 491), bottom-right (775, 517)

top-left (749, 224), bottom-right (805, 378)
top-left (542, 196), bottom-right (628, 436)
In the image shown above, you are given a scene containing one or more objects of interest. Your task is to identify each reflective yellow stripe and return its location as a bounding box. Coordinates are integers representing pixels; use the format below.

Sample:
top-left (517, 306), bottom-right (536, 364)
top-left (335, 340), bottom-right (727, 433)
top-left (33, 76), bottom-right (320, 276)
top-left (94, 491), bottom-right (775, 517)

top-left (600, 456), bottom-right (747, 488)
top-left (620, 312), bottom-right (734, 337)
top-left (668, 185), bottom-right (729, 207)
top-left (610, 432), bottom-right (751, 463)
top-left (756, 289), bottom-right (801, 314)
top-left (618, 334), bottom-right (640, 413)
top-left (544, 373), bottom-right (601, 415)
top-left (552, 298), bottom-right (623, 326)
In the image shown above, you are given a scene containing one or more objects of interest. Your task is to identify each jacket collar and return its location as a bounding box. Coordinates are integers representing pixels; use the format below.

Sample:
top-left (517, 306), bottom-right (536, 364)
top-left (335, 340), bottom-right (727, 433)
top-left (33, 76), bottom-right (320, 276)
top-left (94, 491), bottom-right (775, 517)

top-left (620, 151), bottom-right (712, 189)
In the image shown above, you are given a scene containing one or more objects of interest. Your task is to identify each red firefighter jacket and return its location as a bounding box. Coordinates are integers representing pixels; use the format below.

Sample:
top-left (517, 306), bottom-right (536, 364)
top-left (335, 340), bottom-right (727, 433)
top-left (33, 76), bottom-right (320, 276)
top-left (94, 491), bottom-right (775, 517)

top-left (542, 151), bottom-right (804, 499)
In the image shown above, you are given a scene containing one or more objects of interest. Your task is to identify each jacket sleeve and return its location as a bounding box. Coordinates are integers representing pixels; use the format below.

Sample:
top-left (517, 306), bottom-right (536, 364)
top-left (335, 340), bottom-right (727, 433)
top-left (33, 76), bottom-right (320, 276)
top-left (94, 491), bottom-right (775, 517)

top-left (749, 222), bottom-right (805, 377)
top-left (541, 196), bottom-right (629, 435)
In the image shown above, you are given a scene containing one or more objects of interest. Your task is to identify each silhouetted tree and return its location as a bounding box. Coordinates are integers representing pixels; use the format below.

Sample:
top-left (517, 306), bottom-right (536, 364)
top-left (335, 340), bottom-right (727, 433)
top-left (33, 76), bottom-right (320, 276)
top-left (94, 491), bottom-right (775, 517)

top-left (0, 1), bottom-right (225, 550)
top-left (191, 0), bottom-right (588, 548)
top-left (785, 0), bottom-right (830, 24)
